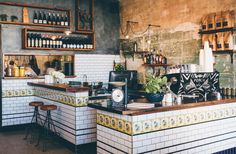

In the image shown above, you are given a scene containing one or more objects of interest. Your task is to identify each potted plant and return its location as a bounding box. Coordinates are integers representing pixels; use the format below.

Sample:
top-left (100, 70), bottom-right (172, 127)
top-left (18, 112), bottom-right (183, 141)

top-left (144, 73), bottom-right (167, 103)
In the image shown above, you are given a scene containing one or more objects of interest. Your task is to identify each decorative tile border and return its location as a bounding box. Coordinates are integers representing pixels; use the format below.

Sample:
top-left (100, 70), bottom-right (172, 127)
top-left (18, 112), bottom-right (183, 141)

top-left (2, 88), bottom-right (90, 107)
top-left (34, 88), bottom-right (89, 107)
top-left (2, 89), bottom-right (34, 98)
top-left (97, 113), bottom-right (132, 135)
top-left (97, 106), bottom-right (236, 135)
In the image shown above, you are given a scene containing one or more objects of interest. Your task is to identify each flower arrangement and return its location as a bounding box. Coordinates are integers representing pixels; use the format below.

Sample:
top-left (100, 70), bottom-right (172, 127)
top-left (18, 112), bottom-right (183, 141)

top-left (50, 71), bottom-right (65, 83)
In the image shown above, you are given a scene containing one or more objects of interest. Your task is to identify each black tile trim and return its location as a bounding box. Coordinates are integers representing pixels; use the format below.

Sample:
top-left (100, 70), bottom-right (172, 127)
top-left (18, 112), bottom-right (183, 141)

top-left (40, 114), bottom-right (96, 132)
top-left (2, 111), bottom-right (34, 116)
top-left (2, 95), bottom-right (34, 98)
top-left (2, 115), bottom-right (33, 120)
top-left (97, 146), bottom-right (113, 154)
top-left (142, 130), bottom-right (236, 154)
top-left (39, 114), bottom-right (96, 137)
top-left (170, 136), bottom-right (236, 154)
top-left (97, 140), bottom-right (128, 154)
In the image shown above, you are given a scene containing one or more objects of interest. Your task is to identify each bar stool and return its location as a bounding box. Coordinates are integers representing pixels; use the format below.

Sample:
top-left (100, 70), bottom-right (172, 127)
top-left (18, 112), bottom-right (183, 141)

top-left (24, 101), bottom-right (44, 142)
top-left (37, 104), bottom-right (58, 152)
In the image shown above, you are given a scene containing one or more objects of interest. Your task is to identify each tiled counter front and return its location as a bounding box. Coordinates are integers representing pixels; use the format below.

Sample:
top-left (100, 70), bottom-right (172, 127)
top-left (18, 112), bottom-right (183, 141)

top-left (2, 79), bottom-right (44, 126)
top-left (33, 86), bottom-right (97, 145)
top-left (96, 102), bottom-right (236, 154)
top-left (2, 79), bottom-right (97, 146)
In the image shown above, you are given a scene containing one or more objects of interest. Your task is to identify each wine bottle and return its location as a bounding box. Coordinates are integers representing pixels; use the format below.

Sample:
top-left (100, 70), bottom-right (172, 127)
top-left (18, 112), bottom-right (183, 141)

top-left (43, 12), bottom-right (47, 24)
top-left (46, 36), bottom-right (50, 48)
top-left (49, 36), bottom-right (53, 48)
top-left (38, 11), bottom-right (43, 24)
top-left (64, 13), bottom-right (69, 26)
top-left (33, 11), bottom-right (38, 24)
top-left (38, 34), bottom-right (42, 48)
top-left (35, 33), bottom-right (39, 48)
top-left (48, 12), bottom-right (52, 25)
top-left (60, 14), bottom-right (65, 26)
top-left (42, 35), bottom-right (46, 48)
top-left (56, 14), bottom-right (61, 25)
top-left (31, 33), bottom-right (35, 47)
top-left (52, 13), bottom-right (56, 25)
top-left (27, 33), bottom-right (31, 47)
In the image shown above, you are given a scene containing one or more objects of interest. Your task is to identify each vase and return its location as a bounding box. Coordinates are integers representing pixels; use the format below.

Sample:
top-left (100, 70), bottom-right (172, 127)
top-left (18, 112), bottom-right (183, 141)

top-left (146, 93), bottom-right (164, 103)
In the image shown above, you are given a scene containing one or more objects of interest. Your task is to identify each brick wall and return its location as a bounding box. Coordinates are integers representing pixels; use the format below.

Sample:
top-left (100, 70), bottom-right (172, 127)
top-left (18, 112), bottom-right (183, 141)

top-left (120, 0), bottom-right (236, 87)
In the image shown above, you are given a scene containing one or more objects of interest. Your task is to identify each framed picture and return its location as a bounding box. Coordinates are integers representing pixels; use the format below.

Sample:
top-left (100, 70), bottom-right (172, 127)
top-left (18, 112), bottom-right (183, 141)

top-left (75, 0), bottom-right (94, 31)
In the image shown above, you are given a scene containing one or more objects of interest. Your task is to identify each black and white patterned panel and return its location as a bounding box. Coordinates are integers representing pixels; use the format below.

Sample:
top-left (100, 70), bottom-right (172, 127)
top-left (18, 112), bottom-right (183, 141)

top-left (178, 72), bottom-right (219, 98)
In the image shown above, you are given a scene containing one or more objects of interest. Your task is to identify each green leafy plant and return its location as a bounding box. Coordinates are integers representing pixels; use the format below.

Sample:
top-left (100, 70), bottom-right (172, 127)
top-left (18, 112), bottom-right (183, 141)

top-left (115, 63), bottom-right (125, 71)
top-left (144, 73), bottom-right (167, 93)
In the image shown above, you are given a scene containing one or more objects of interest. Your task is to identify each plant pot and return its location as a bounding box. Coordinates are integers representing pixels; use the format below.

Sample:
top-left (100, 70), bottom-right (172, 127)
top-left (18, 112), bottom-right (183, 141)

top-left (146, 93), bottom-right (164, 103)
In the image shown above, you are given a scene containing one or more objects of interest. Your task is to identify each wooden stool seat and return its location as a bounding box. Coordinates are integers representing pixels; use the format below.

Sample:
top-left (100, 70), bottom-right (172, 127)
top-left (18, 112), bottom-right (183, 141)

top-left (40, 105), bottom-right (57, 111)
top-left (29, 101), bottom-right (44, 107)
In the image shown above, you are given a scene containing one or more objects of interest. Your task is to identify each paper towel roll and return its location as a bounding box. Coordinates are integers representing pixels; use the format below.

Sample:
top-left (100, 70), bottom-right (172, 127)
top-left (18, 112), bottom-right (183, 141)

top-left (203, 41), bottom-right (214, 72)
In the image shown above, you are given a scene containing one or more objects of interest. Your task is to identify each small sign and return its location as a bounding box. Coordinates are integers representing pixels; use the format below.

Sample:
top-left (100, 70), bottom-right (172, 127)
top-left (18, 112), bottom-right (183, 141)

top-left (23, 7), bottom-right (29, 23)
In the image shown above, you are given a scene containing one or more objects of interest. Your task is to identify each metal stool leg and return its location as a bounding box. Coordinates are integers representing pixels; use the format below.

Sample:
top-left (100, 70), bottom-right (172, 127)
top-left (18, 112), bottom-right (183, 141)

top-left (24, 106), bottom-right (37, 140)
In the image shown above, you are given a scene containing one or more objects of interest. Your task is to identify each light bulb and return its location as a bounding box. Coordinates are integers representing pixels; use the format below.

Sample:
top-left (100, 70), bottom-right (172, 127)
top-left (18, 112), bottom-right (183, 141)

top-left (147, 40), bottom-right (151, 44)
top-left (51, 35), bottom-right (56, 40)
top-left (64, 30), bottom-right (71, 36)
top-left (125, 35), bottom-right (129, 39)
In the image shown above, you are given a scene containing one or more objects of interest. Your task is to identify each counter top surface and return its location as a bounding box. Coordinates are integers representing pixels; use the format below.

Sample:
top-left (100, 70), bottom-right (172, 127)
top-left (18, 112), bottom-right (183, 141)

top-left (28, 82), bottom-right (90, 93)
top-left (88, 98), bottom-right (236, 115)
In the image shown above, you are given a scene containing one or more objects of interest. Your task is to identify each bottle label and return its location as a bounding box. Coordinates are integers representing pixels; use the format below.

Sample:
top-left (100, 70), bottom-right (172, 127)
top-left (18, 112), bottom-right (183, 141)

top-left (31, 39), bottom-right (34, 47)
top-left (43, 20), bottom-right (47, 24)
top-left (61, 21), bottom-right (64, 26)
top-left (27, 39), bottom-right (31, 47)
top-left (43, 40), bottom-right (46, 45)
top-left (63, 44), bottom-right (66, 48)
top-left (39, 39), bottom-right (42, 47)
top-left (38, 20), bottom-right (43, 24)
top-left (48, 21), bottom-right (52, 25)
top-left (34, 19), bottom-right (38, 24)
top-left (35, 39), bottom-right (38, 47)
top-left (46, 40), bottom-right (50, 46)
top-left (65, 22), bottom-right (68, 26)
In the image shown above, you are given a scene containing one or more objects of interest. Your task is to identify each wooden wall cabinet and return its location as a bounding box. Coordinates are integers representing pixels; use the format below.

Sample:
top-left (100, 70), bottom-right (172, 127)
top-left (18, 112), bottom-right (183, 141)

top-left (0, 2), bottom-right (71, 29)
top-left (22, 28), bottom-right (95, 51)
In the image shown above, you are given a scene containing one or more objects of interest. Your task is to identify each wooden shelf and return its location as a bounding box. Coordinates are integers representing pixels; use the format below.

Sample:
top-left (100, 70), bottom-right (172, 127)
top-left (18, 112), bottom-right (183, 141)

top-left (24, 47), bottom-right (95, 51)
top-left (199, 27), bottom-right (235, 34)
top-left (134, 51), bottom-right (149, 54)
top-left (0, 2), bottom-right (72, 29)
top-left (0, 21), bottom-right (70, 29)
top-left (142, 64), bottom-right (172, 67)
top-left (0, 2), bottom-right (70, 11)
top-left (22, 28), bottom-right (96, 51)
top-left (142, 64), bottom-right (172, 74)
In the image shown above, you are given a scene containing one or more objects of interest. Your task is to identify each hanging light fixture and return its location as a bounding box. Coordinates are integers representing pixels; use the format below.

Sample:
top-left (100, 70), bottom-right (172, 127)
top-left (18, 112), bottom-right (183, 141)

top-left (120, 20), bottom-right (138, 39)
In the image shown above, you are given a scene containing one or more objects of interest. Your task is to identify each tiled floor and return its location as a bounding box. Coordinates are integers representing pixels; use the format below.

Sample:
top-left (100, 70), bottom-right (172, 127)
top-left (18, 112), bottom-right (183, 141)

top-left (0, 130), bottom-right (96, 154)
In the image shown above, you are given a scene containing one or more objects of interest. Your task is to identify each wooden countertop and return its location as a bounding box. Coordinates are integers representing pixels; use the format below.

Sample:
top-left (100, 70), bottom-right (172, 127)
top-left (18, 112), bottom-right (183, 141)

top-left (88, 98), bottom-right (236, 116)
top-left (28, 82), bottom-right (90, 93)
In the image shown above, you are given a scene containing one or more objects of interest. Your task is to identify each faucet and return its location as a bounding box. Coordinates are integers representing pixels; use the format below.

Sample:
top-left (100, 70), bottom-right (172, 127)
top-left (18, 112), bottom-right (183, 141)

top-left (82, 74), bottom-right (87, 82)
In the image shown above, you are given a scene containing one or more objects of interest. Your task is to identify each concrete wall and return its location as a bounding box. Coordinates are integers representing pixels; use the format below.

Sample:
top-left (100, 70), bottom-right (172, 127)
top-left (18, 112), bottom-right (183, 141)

top-left (0, 0), bottom-right (120, 54)
top-left (120, 0), bottom-right (236, 87)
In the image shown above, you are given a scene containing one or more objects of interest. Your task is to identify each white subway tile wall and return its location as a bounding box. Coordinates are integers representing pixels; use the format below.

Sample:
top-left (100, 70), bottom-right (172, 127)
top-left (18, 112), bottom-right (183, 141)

top-left (97, 103), bottom-right (236, 154)
top-left (74, 54), bottom-right (120, 82)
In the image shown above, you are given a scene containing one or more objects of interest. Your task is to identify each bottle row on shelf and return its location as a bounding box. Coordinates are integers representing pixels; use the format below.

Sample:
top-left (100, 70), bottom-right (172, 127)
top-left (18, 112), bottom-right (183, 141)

top-left (26, 33), bottom-right (93, 49)
top-left (33, 11), bottom-right (70, 26)
top-left (143, 51), bottom-right (167, 65)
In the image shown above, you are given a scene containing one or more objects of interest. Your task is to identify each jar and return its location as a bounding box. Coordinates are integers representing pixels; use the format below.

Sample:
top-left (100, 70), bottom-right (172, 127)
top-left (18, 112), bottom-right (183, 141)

top-left (19, 67), bottom-right (25, 77)
top-left (13, 66), bottom-right (20, 77)
top-left (231, 88), bottom-right (235, 97)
